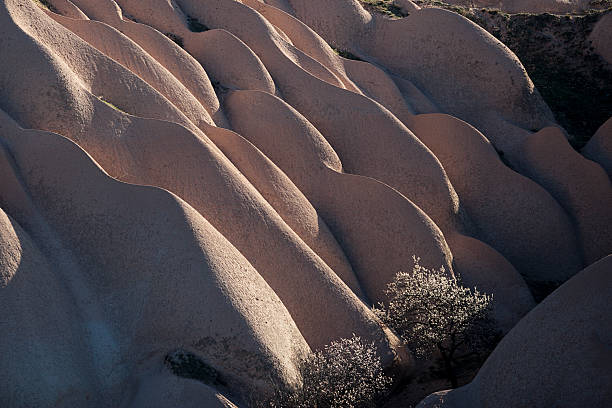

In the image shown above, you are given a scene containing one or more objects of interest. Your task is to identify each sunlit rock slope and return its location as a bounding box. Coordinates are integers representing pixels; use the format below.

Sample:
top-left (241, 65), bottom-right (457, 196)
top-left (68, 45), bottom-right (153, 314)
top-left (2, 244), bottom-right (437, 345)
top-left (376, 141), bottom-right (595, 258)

top-left (0, 0), bottom-right (610, 406)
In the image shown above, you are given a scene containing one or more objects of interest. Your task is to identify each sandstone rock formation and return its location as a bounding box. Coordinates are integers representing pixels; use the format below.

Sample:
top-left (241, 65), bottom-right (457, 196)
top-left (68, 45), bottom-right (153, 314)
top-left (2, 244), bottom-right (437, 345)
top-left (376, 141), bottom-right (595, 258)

top-left (583, 117), bottom-right (612, 176)
top-left (0, 0), bottom-right (609, 406)
top-left (417, 255), bottom-right (612, 408)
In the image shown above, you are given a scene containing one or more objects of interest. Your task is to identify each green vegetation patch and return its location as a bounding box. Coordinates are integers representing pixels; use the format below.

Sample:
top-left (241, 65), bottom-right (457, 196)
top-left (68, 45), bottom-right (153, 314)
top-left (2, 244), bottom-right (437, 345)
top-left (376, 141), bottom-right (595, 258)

top-left (359, 0), bottom-right (409, 18)
top-left (415, 0), bottom-right (477, 17)
top-left (97, 96), bottom-right (128, 114)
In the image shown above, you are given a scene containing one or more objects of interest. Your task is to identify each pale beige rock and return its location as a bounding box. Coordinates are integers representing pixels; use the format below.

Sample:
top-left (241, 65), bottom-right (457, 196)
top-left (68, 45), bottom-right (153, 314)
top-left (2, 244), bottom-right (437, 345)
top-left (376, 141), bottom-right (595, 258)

top-left (117, 0), bottom-right (346, 89)
top-left (1, 0), bottom-right (404, 372)
top-left (113, 0), bottom-right (188, 37)
top-left (393, 0), bottom-right (420, 13)
top-left (1, 0), bottom-right (608, 404)
top-left (0, 114), bottom-right (309, 403)
top-left (409, 114), bottom-right (583, 285)
top-left (388, 72), bottom-right (440, 114)
top-left (445, 233), bottom-right (535, 333)
top-left (288, 0), bottom-right (556, 154)
top-left (0, 205), bottom-right (98, 407)
top-left (66, 0), bottom-right (122, 21)
top-left (344, 58), bottom-right (415, 123)
top-left (583, 117), bottom-right (612, 177)
top-left (272, 23), bottom-right (294, 44)
top-left (417, 255), bottom-right (612, 408)
top-left (224, 90), bottom-right (454, 304)
top-left (203, 123), bottom-right (364, 298)
top-left (263, 0), bottom-right (295, 14)
top-left (242, 0), bottom-right (362, 92)
top-left (4, 0), bottom-right (200, 136)
top-left (184, 28), bottom-right (277, 94)
top-left (317, 168), bottom-right (455, 304)
top-left (48, 0), bottom-right (89, 19)
top-left (105, 0), bottom-right (277, 95)
top-left (372, 8), bottom-right (556, 150)
top-left (287, 0), bottom-right (372, 49)
top-left (48, 12), bottom-right (215, 128)
top-left (226, 89), bottom-right (529, 335)
top-left (224, 89), bottom-right (343, 180)
top-left (69, 0), bottom-right (227, 126)
top-left (517, 127), bottom-right (612, 264)
top-left (116, 0), bottom-right (461, 237)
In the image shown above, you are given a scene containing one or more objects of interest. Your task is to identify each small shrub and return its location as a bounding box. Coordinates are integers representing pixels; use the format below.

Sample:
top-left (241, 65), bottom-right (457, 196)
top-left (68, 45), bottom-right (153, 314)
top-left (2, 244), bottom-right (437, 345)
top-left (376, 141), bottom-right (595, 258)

top-left (359, 0), bottom-right (409, 18)
top-left (374, 256), bottom-right (496, 387)
top-left (262, 335), bottom-right (391, 407)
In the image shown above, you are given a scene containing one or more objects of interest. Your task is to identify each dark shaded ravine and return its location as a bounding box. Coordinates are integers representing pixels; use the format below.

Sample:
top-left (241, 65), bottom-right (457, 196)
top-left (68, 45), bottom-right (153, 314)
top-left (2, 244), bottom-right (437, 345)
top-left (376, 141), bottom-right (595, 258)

top-left (366, 0), bottom-right (612, 147)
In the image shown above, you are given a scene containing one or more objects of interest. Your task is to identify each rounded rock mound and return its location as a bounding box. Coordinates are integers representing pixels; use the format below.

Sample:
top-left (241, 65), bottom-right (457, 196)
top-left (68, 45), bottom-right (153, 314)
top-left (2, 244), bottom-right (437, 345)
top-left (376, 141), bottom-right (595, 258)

top-left (417, 255), bottom-right (612, 408)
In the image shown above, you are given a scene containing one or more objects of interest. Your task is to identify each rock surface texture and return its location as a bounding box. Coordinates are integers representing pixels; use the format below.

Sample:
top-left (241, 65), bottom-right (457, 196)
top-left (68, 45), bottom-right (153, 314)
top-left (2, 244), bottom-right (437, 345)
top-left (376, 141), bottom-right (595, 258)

top-left (0, 0), bottom-right (609, 406)
top-left (417, 255), bottom-right (612, 408)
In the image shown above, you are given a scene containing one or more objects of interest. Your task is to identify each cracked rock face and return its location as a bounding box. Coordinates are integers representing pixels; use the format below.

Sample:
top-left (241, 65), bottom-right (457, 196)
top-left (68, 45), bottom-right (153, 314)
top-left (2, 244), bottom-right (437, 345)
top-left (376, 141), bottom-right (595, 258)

top-left (0, 0), bottom-right (610, 406)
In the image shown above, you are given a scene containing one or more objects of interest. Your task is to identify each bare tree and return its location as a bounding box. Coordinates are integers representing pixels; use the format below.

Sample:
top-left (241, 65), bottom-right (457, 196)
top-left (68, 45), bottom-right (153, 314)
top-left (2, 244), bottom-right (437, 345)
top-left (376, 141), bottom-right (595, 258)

top-left (374, 256), bottom-right (496, 388)
top-left (259, 335), bottom-right (391, 408)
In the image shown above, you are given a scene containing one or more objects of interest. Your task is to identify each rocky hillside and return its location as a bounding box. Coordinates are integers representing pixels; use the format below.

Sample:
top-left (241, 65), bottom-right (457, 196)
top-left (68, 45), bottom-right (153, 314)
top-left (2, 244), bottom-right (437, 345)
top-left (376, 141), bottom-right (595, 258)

top-left (416, 1), bottom-right (612, 146)
top-left (0, 0), bottom-right (610, 407)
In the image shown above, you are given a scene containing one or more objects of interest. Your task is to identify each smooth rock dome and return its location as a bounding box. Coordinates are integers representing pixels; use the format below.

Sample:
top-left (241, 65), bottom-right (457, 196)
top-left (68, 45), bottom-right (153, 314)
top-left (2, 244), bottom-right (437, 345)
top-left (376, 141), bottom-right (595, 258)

top-left (417, 255), bottom-right (612, 408)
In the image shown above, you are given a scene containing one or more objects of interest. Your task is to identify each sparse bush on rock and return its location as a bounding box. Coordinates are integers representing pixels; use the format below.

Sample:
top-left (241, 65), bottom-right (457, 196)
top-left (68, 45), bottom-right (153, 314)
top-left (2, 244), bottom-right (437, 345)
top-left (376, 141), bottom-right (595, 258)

top-left (260, 335), bottom-right (391, 408)
top-left (359, 0), bottom-right (409, 18)
top-left (374, 256), bottom-right (497, 388)
top-left (2, 0), bottom-right (609, 406)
